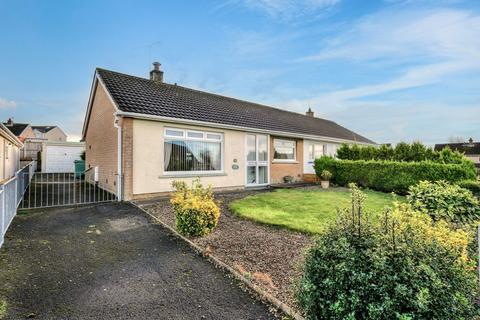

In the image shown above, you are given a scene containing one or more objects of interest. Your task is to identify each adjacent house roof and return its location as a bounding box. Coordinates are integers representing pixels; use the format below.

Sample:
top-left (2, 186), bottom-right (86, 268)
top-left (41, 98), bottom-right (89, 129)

top-left (435, 142), bottom-right (480, 155)
top-left (0, 123), bottom-right (24, 147)
top-left (3, 122), bottom-right (29, 136)
top-left (94, 68), bottom-right (375, 144)
top-left (32, 126), bottom-right (57, 133)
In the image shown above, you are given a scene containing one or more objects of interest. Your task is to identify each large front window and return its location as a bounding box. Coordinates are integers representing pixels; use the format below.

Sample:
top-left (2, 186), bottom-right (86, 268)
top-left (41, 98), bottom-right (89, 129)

top-left (164, 128), bottom-right (223, 173)
top-left (273, 139), bottom-right (296, 160)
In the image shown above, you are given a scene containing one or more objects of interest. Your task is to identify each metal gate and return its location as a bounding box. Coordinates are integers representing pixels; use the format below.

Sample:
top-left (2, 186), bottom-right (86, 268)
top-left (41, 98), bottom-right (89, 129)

top-left (20, 168), bottom-right (117, 209)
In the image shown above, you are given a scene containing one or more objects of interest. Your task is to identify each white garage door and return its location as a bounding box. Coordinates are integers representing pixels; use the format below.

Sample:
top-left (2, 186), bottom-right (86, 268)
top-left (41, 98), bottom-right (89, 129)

top-left (44, 145), bottom-right (84, 173)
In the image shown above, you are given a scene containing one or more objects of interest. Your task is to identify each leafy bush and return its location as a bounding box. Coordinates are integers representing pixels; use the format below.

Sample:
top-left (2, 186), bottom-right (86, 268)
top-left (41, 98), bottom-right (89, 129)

top-left (170, 179), bottom-right (220, 237)
top-left (407, 181), bottom-right (480, 224)
top-left (314, 157), bottom-right (476, 194)
top-left (320, 170), bottom-right (332, 181)
top-left (297, 184), bottom-right (479, 320)
top-left (458, 180), bottom-right (480, 197)
top-left (336, 142), bottom-right (472, 167)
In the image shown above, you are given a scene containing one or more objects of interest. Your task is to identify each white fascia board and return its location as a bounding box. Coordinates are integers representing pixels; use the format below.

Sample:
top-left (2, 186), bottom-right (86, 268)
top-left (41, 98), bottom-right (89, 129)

top-left (115, 111), bottom-right (376, 146)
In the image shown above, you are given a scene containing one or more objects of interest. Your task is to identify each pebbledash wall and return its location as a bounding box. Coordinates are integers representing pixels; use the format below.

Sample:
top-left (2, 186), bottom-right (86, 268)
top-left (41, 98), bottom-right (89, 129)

top-left (130, 119), bottom-right (246, 199)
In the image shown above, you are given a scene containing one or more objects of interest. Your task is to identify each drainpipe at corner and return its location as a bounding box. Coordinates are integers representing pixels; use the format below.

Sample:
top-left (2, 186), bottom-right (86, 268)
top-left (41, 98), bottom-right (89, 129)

top-left (114, 115), bottom-right (123, 201)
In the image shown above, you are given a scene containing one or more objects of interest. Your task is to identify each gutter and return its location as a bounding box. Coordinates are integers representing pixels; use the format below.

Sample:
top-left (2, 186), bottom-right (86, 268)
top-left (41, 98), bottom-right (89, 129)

top-left (114, 111), bottom-right (376, 146)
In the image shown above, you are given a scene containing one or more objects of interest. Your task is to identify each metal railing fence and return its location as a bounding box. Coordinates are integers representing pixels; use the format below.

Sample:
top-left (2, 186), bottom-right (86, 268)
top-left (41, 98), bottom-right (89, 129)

top-left (1, 161), bottom-right (35, 248)
top-left (20, 168), bottom-right (117, 209)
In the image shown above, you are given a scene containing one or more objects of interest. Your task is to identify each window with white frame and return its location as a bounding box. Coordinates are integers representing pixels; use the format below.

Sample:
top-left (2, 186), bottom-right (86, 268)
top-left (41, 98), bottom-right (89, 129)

top-left (308, 143), bottom-right (325, 161)
top-left (273, 139), bottom-right (296, 160)
top-left (164, 128), bottom-right (223, 173)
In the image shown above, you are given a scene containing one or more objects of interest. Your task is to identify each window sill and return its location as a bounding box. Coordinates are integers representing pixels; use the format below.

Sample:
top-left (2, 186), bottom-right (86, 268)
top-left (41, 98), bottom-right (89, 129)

top-left (159, 172), bottom-right (227, 179)
top-left (272, 160), bottom-right (299, 164)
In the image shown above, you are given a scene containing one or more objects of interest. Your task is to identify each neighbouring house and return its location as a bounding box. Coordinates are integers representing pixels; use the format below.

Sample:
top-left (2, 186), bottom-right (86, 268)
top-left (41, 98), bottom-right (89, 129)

top-left (82, 63), bottom-right (375, 200)
top-left (3, 118), bottom-right (36, 142)
top-left (435, 138), bottom-right (480, 172)
top-left (3, 119), bottom-right (71, 171)
top-left (32, 125), bottom-right (67, 142)
top-left (0, 123), bottom-right (23, 182)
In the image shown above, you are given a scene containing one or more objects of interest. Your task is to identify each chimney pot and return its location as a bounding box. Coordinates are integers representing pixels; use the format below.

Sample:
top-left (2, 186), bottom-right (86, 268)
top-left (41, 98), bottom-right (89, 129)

top-left (150, 62), bottom-right (164, 82)
top-left (306, 107), bottom-right (314, 117)
top-left (6, 118), bottom-right (13, 125)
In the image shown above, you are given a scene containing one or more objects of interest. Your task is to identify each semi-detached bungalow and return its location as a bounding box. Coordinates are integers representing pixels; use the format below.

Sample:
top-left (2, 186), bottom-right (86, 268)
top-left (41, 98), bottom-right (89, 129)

top-left (82, 63), bottom-right (375, 201)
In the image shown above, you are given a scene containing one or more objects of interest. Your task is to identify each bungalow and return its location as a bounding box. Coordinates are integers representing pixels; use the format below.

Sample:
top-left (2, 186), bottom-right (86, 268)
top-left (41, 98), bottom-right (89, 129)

top-left (82, 63), bottom-right (375, 200)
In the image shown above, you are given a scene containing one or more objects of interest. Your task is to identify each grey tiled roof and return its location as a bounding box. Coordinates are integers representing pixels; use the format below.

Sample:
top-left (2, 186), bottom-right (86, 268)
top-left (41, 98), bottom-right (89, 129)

top-left (32, 126), bottom-right (57, 133)
top-left (3, 123), bottom-right (29, 136)
top-left (97, 68), bottom-right (375, 144)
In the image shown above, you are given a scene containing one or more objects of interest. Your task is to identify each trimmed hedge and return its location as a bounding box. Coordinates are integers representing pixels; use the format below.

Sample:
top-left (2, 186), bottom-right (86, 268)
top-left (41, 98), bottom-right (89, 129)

top-left (336, 142), bottom-right (471, 166)
top-left (314, 157), bottom-right (476, 194)
top-left (458, 180), bottom-right (480, 197)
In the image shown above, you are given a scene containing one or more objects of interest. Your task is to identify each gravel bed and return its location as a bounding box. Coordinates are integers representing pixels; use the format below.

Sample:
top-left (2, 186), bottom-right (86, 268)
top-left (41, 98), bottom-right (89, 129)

top-left (138, 189), bottom-right (315, 309)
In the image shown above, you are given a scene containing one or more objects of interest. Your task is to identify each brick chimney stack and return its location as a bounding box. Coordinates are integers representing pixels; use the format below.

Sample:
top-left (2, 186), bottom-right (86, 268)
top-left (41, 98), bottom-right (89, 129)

top-left (306, 107), bottom-right (314, 117)
top-left (150, 62), bottom-right (164, 82)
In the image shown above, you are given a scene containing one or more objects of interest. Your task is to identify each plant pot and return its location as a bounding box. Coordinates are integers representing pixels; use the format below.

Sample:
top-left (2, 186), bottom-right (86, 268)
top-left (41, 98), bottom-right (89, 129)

top-left (321, 180), bottom-right (330, 189)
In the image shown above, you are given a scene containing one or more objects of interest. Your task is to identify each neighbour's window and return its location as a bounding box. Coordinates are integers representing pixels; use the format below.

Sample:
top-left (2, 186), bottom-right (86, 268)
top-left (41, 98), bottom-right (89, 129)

top-left (308, 144), bottom-right (325, 161)
top-left (164, 128), bottom-right (223, 173)
top-left (273, 139), bottom-right (296, 160)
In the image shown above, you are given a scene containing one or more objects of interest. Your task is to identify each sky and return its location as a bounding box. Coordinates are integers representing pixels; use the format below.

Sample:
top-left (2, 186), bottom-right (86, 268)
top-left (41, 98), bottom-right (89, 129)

top-left (0, 0), bottom-right (479, 144)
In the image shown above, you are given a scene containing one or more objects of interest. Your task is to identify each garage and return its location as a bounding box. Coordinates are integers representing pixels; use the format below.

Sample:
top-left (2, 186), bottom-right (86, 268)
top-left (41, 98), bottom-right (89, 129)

top-left (41, 142), bottom-right (85, 173)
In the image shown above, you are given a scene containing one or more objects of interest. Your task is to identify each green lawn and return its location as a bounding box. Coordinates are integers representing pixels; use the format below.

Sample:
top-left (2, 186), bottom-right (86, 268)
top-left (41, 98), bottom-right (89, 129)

top-left (229, 188), bottom-right (401, 234)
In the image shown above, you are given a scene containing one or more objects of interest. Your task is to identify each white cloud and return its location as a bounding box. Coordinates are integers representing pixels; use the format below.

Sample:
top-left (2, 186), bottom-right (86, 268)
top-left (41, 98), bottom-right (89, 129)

top-left (288, 8), bottom-right (480, 107)
top-left (234, 0), bottom-right (340, 21)
top-left (299, 8), bottom-right (480, 63)
top-left (0, 97), bottom-right (17, 109)
top-left (275, 7), bottom-right (480, 144)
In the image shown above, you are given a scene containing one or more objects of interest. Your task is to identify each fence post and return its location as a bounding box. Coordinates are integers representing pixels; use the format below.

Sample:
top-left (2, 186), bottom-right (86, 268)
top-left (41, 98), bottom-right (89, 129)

top-left (14, 173), bottom-right (18, 208)
top-left (1, 186), bottom-right (5, 246)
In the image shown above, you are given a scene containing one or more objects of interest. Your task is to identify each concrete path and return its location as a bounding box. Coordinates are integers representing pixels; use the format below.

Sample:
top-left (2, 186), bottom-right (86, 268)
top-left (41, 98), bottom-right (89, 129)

top-left (0, 203), bottom-right (277, 319)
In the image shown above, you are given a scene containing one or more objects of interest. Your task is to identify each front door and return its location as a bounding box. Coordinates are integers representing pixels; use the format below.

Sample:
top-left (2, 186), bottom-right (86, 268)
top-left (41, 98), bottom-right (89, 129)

top-left (304, 141), bottom-right (326, 174)
top-left (246, 134), bottom-right (269, 186)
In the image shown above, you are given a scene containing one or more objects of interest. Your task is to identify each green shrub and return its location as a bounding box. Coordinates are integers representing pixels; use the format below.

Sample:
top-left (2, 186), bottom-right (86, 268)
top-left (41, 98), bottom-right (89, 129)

top-left (458, 180), bottom-right (480, 197)
top-left (314, 158), bottom-right (476, 194)
top-left (170, 179), bottom-right (220, 237)
top-left (297, 184), bottom-right (478, 320)
top-left (336, 142), bottom-right (472, 167)
top-left (407, 181), bottom-right (480, 224)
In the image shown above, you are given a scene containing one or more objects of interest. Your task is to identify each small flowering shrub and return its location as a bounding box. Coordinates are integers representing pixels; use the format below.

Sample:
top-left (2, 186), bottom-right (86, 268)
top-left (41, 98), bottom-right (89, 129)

top-left (320, 170), bottom-right (332, 181)
top-left (170, 179), bottom-right (220, 237)
top-left (297, 184), bottom-right (479, 320)
top-left (407, 180), bottom-right (480, 225)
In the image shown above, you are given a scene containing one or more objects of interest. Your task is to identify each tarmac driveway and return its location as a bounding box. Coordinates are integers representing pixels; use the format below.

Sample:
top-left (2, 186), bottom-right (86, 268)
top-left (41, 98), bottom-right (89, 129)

top-left (0, 203), bottom-right (278, 319)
